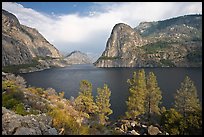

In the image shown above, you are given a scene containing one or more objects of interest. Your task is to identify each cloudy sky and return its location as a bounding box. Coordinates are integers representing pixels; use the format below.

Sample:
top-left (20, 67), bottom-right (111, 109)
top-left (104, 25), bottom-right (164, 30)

top-left (2, 2), bottom-right (202, 60)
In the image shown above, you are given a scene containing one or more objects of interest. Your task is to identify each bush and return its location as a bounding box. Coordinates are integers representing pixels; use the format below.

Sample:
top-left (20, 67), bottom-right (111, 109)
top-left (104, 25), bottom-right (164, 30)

top-left (160, 108), bottom-right (183, 135)
top-left (48, 106), bottom-right (89, 135)
top-left (15, 103), bottom-right (28, 116)
top-left (2, 87), bottom-right (24, 109)
top-left (2, 79), bottom-right (26, 113)
top-left (2, 97), bottom-right (20, 109)
top-left (2, 80), bottom-right (18, 91)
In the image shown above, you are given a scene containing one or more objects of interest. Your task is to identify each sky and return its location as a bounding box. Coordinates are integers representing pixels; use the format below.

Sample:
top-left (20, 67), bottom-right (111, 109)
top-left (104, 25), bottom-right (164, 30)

top-left (2, 2), bottom-right (202, 60)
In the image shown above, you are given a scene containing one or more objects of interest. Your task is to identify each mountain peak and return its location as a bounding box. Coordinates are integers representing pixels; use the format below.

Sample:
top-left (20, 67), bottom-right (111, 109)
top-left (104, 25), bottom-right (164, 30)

top-left (95, 14), bottom-right (202, 67)
top-left (65, 51), bottom-right (92, 64)
top-left (112, 23), bottom-right (133, 32)
top-left (2, 9), bottom-right (21, 29)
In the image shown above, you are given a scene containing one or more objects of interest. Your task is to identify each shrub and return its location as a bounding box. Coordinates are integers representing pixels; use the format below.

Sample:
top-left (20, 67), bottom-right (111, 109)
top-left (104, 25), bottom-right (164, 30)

top-left (160, 108), bottom-right (183, 135)
top-left (2, 87), bottom-right (24, 109)
top-left (15, 103), bottom-right (28, 116)
top-left (2, 80), bottom-right (18, 91)
top-left (2, 97), bottom-right (20, 109)
top-left (48, 106), bottom-right (89, 135)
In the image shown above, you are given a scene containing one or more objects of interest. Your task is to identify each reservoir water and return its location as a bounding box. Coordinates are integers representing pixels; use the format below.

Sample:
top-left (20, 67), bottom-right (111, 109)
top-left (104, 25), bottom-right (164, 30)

top-left (19, 64), bottom-right (202, 120)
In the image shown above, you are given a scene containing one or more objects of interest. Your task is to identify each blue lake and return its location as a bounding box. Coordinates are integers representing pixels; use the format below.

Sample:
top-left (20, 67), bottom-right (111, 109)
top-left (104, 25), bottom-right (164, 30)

top-left (19, 65), bottom-right (202, 120)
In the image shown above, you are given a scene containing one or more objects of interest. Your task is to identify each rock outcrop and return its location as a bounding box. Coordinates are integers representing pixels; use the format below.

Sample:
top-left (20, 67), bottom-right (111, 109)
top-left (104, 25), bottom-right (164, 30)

top-left (95, 14), bottom-right (202, 67)
top-left (2, 107), bottom-right (58, 135)
top-left (2, 9), bottom-right (63, 68)
top-left (64, 51), bottom-right (92, 64)
top-left (111, 119), bottom-right (167, 135)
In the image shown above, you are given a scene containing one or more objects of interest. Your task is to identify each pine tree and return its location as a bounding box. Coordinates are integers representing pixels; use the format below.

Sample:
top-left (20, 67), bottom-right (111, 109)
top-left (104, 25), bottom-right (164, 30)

top-left (74, 80), bottom-right (98, 117)
top-left (174, 76), bottom-right (202, 134)
top-left (174, 76), bottom-right (201, 117)
top-left (145, 72), bottom-right (162, 122)
top-left (96, 84), bottom-right (113, 125)
top-left (126, 69), bottom-right (147, 120)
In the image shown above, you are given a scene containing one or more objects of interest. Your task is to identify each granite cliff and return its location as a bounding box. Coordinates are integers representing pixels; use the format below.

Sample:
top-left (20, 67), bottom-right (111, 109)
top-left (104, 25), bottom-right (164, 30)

top-left (95, 14), bottom-right (202, 67)
top-left (2, 9), bottom-right (92, 73)
top-left (2, 9), bottom-right (62, 67)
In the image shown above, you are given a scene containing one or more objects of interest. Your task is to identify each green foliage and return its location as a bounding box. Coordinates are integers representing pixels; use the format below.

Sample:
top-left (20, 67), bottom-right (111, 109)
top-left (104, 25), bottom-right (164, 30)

top-left (33, 56), bottom-right (55, 60)
top-left (96, 84), bottom-right (113, 125)
top-left (161, 107), bottom-right (202, 135)
top-left (145, 72), bottom-right (162, 123)
top-left (160, 59), bottom-right (175, 67)
top-left (184, 110), bottom-right (202, 135)
top-left (2, 96), bottom-right (20, 109)
top-left (126, 69), bottom-right (147, 119)
top-left (74, 80), bottom-right (98, 116)
top-left (141, 41), bottom-right (169, 54)
top-left (187, 50), bottom-right (202, 63)
top-left (174, 76), bottom-right (202, 134)
top-left (2, 59), bottom-right (40, 73)
top-left (2, 80), bottom-right (25, 110)
top-left (139, 14), bottom-right (202, 37)
top-left (29, 108), bottom-right (40, 115)
top-left (2, 79), bottom-right (19, 91)
top-left (56, 101), bottom-right (65, 109)
top-left (174, 76), bottom-right (201, 116)
top-left (161, 108), bottom-right (183, 135)
top-left (48, 106), bottom-right (90, 135)
top-left (98, 56), bottom-right (121, 60)
top-left (14, 103), bottom-right (28, 116)
top-left (27, 87), bottom-right (45, 96)
top-left (2, 79), bottom-right (29, 115)
top-left (161, 76), bottom-right (202, 135)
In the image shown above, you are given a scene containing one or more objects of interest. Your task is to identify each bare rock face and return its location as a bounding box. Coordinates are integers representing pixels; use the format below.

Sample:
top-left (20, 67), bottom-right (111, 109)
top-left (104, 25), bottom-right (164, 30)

top-left (95, 15), bottom-right (202, 67)
top-left (64, 51), bottom-right (92, 64)
top-left (2, 107), bottom-right (58, 135)
top-left (95, 23), bottom-right (145, 67)
top-left (2, 9), bottom-right (62, 67)
top-left (102, 23), bottom-right (144, 57)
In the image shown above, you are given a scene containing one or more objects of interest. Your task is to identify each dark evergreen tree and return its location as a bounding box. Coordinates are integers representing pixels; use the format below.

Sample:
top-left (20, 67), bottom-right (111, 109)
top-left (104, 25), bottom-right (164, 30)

top-left (145, 72), bottom-right (162, 123)
top-left (126, 69), bottom-right (147, 120)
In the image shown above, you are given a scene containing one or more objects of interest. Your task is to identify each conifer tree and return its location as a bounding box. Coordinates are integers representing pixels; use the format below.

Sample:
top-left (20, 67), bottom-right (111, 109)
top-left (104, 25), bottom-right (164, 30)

top-left (126, 69), bottom-right (147, 119)
top-left (96, 84), bottom-right (113, 125)
top-left (145, 72), bottom-right (162, 122)
top-left (174, 76), bottom-right (201, 117)
top-left (74, 80), bottom-right (98, 117)
top-left (174, 76), bottom-right (202, 134)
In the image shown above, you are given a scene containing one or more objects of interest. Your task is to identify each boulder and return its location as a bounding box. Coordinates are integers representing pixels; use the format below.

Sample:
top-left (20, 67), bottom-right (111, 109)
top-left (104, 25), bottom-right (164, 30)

top-left (148, 125), bottom-right (161, 135)
top-left (130, 130), bottom-right (140, 135)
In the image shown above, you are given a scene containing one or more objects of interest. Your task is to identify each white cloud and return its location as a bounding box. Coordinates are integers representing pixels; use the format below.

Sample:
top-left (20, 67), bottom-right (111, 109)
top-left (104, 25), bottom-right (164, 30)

top-left (2, 2), bottom-right (202, 59)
